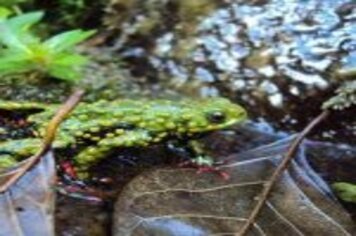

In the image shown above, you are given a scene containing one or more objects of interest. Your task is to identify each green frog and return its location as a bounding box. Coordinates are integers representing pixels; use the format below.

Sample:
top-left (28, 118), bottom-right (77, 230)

top-left (0, 98), bottom-right (247, 178)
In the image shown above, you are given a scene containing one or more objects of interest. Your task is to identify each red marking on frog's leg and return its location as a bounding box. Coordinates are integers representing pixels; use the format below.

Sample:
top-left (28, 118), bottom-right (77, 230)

top-left (57, 161), bottom-right (117, 202)
top-left (195, 165), bottom-right (230, 180)
top-left (60, 160), bottom-right (115, 186)
top-left (178, 159), bottom-right (230, 180)
top-left (60, 161), bottom-right (78, 179)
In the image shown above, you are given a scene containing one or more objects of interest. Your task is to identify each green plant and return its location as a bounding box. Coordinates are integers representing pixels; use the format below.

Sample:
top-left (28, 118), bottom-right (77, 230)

top-left (0, 11), bottom-right (95, 81)
top-left (0, 7), bottom-right (11, 18)
top-left (0, 0), bottom-right (26, 8)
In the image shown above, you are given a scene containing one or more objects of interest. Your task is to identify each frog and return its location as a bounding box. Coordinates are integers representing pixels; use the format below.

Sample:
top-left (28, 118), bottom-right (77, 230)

top-left (0, 98), bottom-right (247, 179)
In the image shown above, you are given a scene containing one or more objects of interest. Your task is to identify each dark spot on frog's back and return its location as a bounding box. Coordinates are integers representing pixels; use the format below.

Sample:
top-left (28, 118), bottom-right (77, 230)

top-left (114, 122), bottom-right (136, 130)
top-left (78, 122), bottom-right (136, 142)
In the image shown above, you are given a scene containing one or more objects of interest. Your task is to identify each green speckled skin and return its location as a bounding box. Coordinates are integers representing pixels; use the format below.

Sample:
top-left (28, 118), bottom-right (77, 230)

top-left (332, 182), bottom-right (356, 203)
top-left (0, 98), bottom-right (247, 177)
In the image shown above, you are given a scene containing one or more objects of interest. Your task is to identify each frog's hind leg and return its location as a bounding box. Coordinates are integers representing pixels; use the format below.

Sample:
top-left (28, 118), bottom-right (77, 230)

top-left (73, 130), bottom-right (152, 179)
top-left (0, 153), bottom-right (18, 170)
top-left (0, 100), bottom-right (47, 111)
top-left (178, 140), bottom-right (230, 180)
top-left (0, 139), bottom-right (42, 166)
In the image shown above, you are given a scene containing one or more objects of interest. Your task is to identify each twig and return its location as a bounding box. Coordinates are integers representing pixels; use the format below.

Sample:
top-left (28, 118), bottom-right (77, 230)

top-left (0, 89), bottom-right (85, 193)
top-left (235, 110), bottom-right (330, 236)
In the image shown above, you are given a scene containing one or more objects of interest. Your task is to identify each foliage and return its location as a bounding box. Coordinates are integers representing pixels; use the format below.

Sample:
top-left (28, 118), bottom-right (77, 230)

top-left (32, 0), bottom-right (107, 30)
top-left (0, 11), bottom-right (95, 81)
top-left (0, 7), bottom-right (11, 18)
top-left (55, 0), bottom-right (86, 27)
top-left (0, 0), bottom-right (26, 8)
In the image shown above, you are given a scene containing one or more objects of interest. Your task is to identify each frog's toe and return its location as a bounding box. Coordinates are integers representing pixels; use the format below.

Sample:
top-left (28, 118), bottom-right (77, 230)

top-left (178, 155), bottom-right (213, 167)
top-left (178, 156), bottom-right (230, 180)
top-left (191, 155), bottom-right (215, 166)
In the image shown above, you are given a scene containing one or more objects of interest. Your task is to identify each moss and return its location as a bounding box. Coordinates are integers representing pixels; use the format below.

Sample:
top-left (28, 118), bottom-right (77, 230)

top-left (106, 0), bottom-right (218, 34)
top-left (322, 80), bottom-right (356, 110)
top-left (335, 67), bottom-right (356, 80)
top-left (176, 0), bottom-right (218, 23)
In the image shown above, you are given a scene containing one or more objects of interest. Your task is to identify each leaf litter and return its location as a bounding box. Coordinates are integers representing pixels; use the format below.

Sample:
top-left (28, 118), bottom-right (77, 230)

top-left (113, 130), bottom-right (355, 235)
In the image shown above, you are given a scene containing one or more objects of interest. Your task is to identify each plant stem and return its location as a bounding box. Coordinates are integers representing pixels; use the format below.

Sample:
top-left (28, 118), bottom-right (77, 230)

top-left (235, 110), bottom-right (330, 236)
top-left (0, 89), bottom-right (84, 193)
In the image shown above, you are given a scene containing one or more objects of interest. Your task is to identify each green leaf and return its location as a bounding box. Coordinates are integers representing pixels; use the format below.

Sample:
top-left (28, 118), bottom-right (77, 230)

top-left (0, 11), bottom-right (93, 83)
top-left (47, 53), bottom-right (89, 81)
top-left (48, 65), bottom-right (82, 81)
top-left (8, 11), bottom-right (44, 33)
top-left (0, 21), bottom-right (29, 51)
top-left (44, 29), bottom-right (96, 52)
top-left (52, 53), bottom-right (88, 66)
top-left (0, 12), bottom-right (42, 50)
top-left (0, 49), bottom-right (33, 75)
top-left (0, 47), bottom-right (28, 59)
top-left (0, 56), bottom-right (34, 75)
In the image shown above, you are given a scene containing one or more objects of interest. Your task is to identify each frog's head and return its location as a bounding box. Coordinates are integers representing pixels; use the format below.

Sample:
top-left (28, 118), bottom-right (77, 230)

top-left (183, 98), bottom-right (247, 133)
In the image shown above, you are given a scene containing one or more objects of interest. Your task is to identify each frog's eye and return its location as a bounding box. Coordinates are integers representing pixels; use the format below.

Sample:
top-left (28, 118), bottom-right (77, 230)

top-left (207, 111), bottom-right (226, 124)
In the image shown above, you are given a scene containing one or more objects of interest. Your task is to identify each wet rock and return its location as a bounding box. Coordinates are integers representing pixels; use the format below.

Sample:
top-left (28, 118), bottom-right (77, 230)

top-left (105, 0), bottom-right (356, 143)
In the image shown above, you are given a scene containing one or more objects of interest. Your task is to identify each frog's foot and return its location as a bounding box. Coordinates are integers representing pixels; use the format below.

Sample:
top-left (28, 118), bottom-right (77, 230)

top-left (57, 163), bottom-right (115, 202)
top-left (59, 161), bottom-right (114, 185)
top-left (178, 156), bottom-right (230, 180)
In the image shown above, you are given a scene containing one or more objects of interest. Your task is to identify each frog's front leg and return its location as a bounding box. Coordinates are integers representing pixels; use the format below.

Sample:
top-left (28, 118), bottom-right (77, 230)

top-left (178, 139), bottom-right (229, 180)
top-left (170, 139), bottom-right (214, 166)
top-left (0, 138), bottom-right (42, 169)
top-left (0, 153), bottom-right (18, 169)
top-left (73, 130), bottom-right (152, 179)
top-left (186, 140), bottom-right (215, 166)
